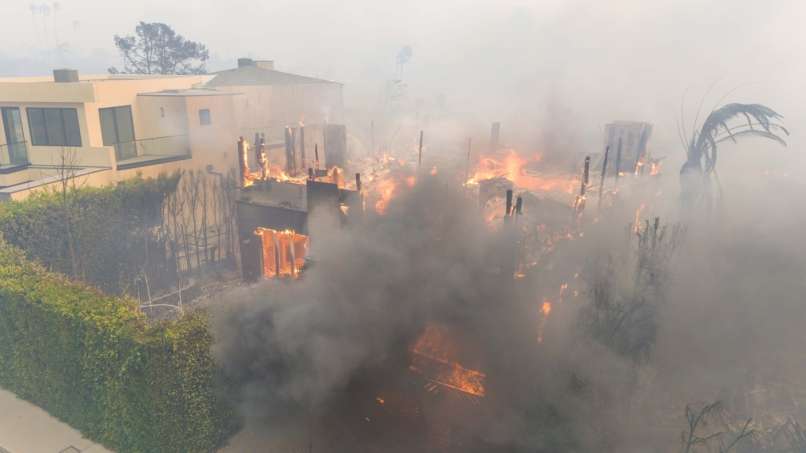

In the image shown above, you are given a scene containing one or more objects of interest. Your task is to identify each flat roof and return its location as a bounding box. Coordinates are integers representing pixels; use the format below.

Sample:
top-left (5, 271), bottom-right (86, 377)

top-left (207, 66), bottom-right (340, 87)
top-left (138, 88), bottom-right (240, 97)
top-left (0, 73), bottom-right (209, 84)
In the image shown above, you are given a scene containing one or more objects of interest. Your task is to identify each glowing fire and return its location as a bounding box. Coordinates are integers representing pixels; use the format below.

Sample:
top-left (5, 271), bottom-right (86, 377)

top-left (466, 149), bottom-right (577, 194)
top-left (409, 324), bottom-right (486, 397)
top-left (541, 299), bottom-right (552, 316)
top-left (374, 178), bottom-right (398, 214)
top-left (254, 228), bottom-right (309, 278)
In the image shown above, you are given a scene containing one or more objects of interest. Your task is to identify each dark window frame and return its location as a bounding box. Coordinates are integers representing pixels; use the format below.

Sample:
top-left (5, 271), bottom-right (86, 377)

top-left (99, 105), bottom-right (135, 146)
top-left (198, 109), bottom-right (211, 126)
top-left (26, 107), bottom-right (82, 147)
top-left (99, 105), bottom-right (136, 160)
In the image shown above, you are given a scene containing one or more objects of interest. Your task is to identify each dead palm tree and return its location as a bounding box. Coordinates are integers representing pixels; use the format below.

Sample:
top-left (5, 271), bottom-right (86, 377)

top-left (680, 103), bottom-right (789, 177)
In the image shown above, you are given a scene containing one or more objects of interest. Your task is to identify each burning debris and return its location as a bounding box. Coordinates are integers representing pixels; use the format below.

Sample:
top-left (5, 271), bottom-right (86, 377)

top-left (214, 107), bottom-right (799, 452)
top-left (409, 324), bottom-right (487, 398)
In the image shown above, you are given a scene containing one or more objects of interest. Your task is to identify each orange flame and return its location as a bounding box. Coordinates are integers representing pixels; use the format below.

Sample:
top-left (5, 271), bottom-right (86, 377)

top-left (541, 299), bottom-right (552, 317)
top-left (374, 178), bottom-right (397, 214)
top-left (467, 149), bottom-right (577, 194)
top-left (254, 228), bottom-right (309, 278)
top-left (409, 325), bottom-right (486, 397)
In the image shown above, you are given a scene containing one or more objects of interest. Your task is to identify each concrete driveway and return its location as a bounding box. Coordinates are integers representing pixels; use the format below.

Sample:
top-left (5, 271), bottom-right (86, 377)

top-left (0, 388), bottom-right (112, 453)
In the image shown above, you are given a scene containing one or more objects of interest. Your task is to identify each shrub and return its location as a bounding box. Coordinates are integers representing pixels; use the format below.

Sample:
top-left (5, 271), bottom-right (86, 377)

top-left (0, 173), bottom-right (180, 295)
top-left (0, 241), bottom-right (237, 452)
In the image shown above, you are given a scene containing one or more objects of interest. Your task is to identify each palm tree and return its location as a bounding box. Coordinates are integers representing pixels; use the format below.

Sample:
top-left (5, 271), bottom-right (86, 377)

top-left (680, 103), bottom-right (789, 177)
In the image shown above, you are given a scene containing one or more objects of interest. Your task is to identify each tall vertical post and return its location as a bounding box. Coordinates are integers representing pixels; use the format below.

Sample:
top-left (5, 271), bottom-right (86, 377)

top-left (284, 127), bottom-right (293, 175)
top-left (418, 130), bottom-right (424, 171)
top-left (299, 125), bottom-right (306, 171)
top-left (580, 156), bottom-right (591, 197)
top-left (236, 137), bottom-right (246, 187)
top-left (598, 145), bottom-right (610, 208)
top-left (505, 189), bottom-right (513, 221)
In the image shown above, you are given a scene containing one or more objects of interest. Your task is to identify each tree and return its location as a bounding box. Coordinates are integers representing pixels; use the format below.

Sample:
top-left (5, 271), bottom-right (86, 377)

top-left (110, 22), bottom-right (209, 75)
top-left (679, 102), bottom-right (788, 203)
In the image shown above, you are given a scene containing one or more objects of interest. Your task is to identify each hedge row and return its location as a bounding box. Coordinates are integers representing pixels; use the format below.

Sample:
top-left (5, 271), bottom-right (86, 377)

top-left (0, 173), bottom-right (180, 295)
top-left (0, 242), bottom-right (238, 452)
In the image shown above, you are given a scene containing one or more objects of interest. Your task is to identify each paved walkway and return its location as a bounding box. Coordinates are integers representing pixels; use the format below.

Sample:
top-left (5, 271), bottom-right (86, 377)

top-left (0, 388), bottom-right (112, 453)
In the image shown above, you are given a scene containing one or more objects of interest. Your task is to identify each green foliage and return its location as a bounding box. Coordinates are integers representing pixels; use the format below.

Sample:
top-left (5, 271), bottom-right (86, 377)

top-left (0, 173), bottom-right (180, 295)
top-left (0, 241), bottom-right (238, 452)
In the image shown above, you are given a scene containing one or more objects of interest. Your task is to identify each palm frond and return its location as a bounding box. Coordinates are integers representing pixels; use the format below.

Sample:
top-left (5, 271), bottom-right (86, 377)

top-left (715, 129), bottom-right (788, 147)
top-left (683, 103), bottom-right (787, 175)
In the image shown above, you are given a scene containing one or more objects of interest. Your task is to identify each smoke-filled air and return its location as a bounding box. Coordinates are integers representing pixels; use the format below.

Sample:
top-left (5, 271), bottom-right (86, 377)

top-left (0, 0), bottom-right (805, 452)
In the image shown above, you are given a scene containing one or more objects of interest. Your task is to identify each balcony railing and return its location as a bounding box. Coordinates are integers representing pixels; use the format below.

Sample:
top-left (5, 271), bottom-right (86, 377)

top-left (0, 140), bottom-right (29, 167)
top-left (114, 135), bottom-right (191, 164)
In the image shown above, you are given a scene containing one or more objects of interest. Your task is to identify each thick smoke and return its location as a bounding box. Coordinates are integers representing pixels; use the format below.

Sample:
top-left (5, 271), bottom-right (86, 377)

top-left (213, 176), bottom-right (610, 450)
top-left (213, 153), bottom-right (806, 452)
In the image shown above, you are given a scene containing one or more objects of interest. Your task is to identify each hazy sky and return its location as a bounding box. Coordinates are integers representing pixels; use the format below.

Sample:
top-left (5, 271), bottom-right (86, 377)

top-left (1, 0), bottom-right (803, 152)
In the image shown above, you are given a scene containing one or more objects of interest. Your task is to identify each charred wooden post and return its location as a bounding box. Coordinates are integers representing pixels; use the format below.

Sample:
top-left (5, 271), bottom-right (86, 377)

top-left (418, 130), bottom-right (424, 171)
top-left (574, 156), bottom-right (591, 215)
top-left (308, 167), bottom-right (314, 180)
top-left (314, 143), bottom-right (320, 170)
top-left (515, 195), bottom-right (523, 215)
top-left (505, 189), bottom-right (513, 220)
top-left (580, 155), bottom-right (591, 196)
top-left (284, 127), bottom-right (294, 175)
top-left (355, 173), bottom-right (362, 192)
top-left (598, 145), bottom-right (610, 208)
top-left (237, 137), bottom-right (251, 187)
top-left (291, 127), bottom-right (299, 175)
top-left (490, 122), bottom-right (501, 152)
top-left (614, 137), bottom-right (623, 186)
top-left (258, 138), bottom-right (269, 180)
top-left (299, 125), bottom-right (306, 170)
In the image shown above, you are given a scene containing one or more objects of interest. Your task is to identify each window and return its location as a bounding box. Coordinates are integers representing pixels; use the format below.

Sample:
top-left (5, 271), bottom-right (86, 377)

top-left (199, 109), bottom-right (211, 126)
top-left (27, 107), bottom-right (81, 146)
top-left (1, 107), bottom-right (28, 164)
top-left (99, 106), bottom-right (136, 160)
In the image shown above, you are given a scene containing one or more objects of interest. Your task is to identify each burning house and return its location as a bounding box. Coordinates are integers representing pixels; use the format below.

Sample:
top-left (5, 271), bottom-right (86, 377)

top-left (234, 135), bottom-right (361, 282)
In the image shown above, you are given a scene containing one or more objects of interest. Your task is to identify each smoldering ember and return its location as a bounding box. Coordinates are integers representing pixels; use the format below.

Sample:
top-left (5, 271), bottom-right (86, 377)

top-left (0, 2), bottom-right (804, 453)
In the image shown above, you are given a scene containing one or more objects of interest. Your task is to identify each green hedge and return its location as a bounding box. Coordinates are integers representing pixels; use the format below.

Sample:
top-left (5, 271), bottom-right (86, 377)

top-left (0, 242), bottom-right (237, 452)
top-left (0, 174), bottom-right (180, 295)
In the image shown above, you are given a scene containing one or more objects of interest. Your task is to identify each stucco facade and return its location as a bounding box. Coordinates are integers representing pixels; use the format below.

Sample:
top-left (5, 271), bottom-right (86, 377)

top-left (0, 60), bottom-right (345, 201)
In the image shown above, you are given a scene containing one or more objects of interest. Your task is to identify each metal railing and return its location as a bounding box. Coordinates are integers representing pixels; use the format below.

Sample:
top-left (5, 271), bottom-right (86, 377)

top-left (114, 134), bottom-right (190, 162)
top-left (0, 140), bottom-right (29, 166)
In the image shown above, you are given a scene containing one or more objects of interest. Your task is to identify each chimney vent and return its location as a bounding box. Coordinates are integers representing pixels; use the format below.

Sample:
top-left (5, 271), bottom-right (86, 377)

top-left (53, 69), bottom-right (79, 83)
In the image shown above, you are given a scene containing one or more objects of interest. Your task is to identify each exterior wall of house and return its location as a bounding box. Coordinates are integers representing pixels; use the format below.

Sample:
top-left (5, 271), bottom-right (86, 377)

top-left (0, 75), bottom-right (209, 164)
top-left (218, 83), bottom-right (343, 137)
top-left (183, 94), bottom-right (241, 173)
